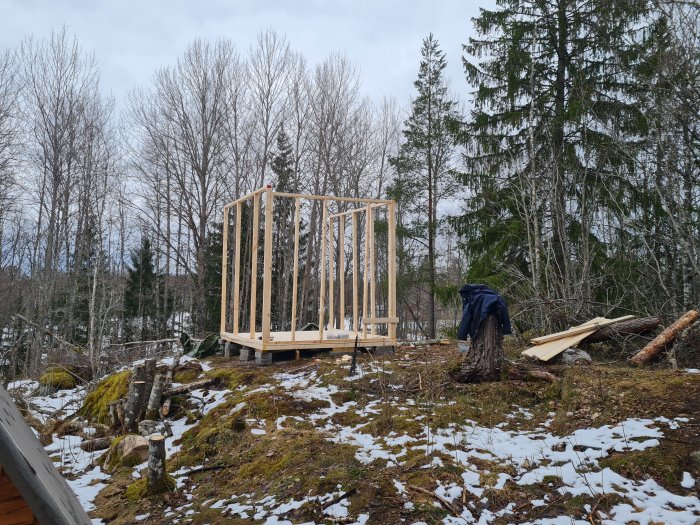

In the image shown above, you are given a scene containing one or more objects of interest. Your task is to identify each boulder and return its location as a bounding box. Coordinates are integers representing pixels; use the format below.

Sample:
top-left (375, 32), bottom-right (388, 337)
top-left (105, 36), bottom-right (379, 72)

top-left (138, 419), bottom-right (160, 437)
top-left (118, 434), bottom-right (149, 462)
top-left (560, 348), bottom-right (592, 365)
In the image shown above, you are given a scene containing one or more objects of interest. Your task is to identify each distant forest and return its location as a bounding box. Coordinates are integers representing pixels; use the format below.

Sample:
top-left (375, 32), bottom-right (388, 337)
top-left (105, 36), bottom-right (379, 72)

top-left (0, 1), bottom-right (698, 376)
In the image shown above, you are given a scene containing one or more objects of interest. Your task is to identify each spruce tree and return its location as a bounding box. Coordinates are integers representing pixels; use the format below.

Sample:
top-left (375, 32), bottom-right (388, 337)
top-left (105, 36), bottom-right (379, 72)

top-left (389, 34), bottom-right (460, 339)
top-left (457, 0), bottom-right (654, 317)
top-left (124, 237), bottom-right (160, 340)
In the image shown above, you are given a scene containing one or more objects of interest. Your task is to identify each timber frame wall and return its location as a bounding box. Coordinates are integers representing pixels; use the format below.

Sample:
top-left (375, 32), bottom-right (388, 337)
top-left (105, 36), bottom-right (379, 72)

top-left (219, 186), bottom-right (397, 353)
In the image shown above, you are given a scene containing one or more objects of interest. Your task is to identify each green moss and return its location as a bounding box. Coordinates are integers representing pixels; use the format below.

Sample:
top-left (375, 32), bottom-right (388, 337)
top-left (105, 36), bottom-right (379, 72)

top-left (79, 371), bottom-right (129, 424)
top-left (39, 371), bottom-right (76, 390)
top-left (600, 441), bottom-right (690, 491)
top-left (124, 473), bottom-right (175, 500)
top-left (173, 369), bottom-right (200, 383)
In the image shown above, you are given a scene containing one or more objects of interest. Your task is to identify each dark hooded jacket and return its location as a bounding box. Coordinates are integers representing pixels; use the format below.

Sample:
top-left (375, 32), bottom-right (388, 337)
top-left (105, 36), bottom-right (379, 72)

top-left (457, 284), bottom-right (512, 340)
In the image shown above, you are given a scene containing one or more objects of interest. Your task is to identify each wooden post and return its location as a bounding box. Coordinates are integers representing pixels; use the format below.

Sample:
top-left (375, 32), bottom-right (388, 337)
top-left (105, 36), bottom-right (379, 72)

top-left (329, 216), bottom-right (335, 331)
top-left (249, 193), bottom-right (260, 338)
top-left (352, 213), bottom-right (359, 334)
top-left (261, 187), bottom-right (274, 349)
top-left (362, 203), bottom-right (370, 338)
top-left (369, 205), bottom-right (376, 335)
top-left (233, 202), bottom-right (242, 335)
top-left (146, 434), bottom-right (171, 495)
top-left (319, 201), bottom-right (328, 340)
top-left (339, 215), bottom-right (345, 331)
top-left (291, 198), bottom-right (301, 341)
top-left (220, 206), bottom-right (229, 333)
top-left (387, 202), bottom-right (396, 341)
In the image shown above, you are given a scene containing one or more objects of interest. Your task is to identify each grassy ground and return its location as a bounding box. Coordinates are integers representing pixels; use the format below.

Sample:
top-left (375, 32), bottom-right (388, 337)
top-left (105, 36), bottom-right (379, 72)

top-left (90, 341), bottom-right (700, 524)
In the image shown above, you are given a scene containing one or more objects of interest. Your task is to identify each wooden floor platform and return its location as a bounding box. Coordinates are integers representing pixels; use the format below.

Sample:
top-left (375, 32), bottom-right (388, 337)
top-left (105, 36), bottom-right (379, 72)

top-left (220, 329), bottom-right (395, 352)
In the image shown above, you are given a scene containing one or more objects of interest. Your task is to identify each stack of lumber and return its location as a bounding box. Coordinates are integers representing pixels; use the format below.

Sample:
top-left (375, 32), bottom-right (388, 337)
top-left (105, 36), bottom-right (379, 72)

top-left (522, 315), bottom-right (635, 362)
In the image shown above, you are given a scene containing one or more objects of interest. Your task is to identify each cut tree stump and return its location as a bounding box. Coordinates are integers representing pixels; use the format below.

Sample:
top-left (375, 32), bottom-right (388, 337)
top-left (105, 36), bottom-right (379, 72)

top-left (456, 315), bottom-right (504, 383)
top-left (582, 316), bottom-right (661, 343)
top-left (123, 381), bottom-right (147, 433)
top-left (145, 373), bottom-right (165, 420)
top-left (146, 434), bottom-right (171, 495)
top-left (80, 436), bottom-right (113, 452)
top-left (631, 310), bottom-right (700, 365)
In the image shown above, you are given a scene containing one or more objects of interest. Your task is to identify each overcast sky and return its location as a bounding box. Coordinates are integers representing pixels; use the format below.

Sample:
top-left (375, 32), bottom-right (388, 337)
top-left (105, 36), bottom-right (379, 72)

top-left (1, 0), bottom-right (496, 109)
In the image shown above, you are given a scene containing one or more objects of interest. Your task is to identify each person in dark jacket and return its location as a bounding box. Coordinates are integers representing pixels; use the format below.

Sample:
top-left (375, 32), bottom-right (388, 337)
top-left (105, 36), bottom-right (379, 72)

top-left (457, 284), bottom-right (512, 341)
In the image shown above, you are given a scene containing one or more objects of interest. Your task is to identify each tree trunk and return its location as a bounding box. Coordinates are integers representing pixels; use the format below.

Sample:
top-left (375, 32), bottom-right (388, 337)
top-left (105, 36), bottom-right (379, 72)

top-left (631, 310), bottom-right (700, 365)
top-left (80, 436), bottom-right (113, 452)
top-left (582, 317), bottom-right (661, 343)
top-left (456, 315), bottom-right (504, 382)
top-left (145, 373), bottom-right (165, 420)
top-left (146, 434), bottom-right (171, 495)
top-left (123, 381), bottom-right (147, 433)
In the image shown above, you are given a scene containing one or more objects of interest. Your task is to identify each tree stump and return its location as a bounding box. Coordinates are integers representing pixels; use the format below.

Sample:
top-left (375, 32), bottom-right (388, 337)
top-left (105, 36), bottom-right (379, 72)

top-left (145, 373), bottom-right (165, 420)
top-left (146, 434), bottom-right (172, 495)
top-left (123, 380), bottom-right (147, 433)
top-left (456, 315), bottom-right (504, 383)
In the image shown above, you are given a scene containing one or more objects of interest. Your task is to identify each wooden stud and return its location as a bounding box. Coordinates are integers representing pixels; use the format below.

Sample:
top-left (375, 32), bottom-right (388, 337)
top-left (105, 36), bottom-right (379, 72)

top-left (329, 216), bottom-right (335, 331)
top-left (319, 201), bottom-right (328, 340)
top-left (328, 202), bottom-right (384, 220)
top-left (249, 193), bottom-right (260, 339)
top-left (352, 213), bottom-right (359, 334)
top-left (220, 206), bottom-right (229, 334)
top-left (369, 205), bottom-right (377, 335)
top-left (232, 202), bottom-right (242, 335)
top-left (362, 203), bottom-right (370, 338)
top-left (388, 202), bottom-right (397, 341)
top-left (261, 187), bottom-right (274, 349)
top-left (339, 215), bottom-right (345, 332)
top-left (291, 197), bottom-right (301, 341)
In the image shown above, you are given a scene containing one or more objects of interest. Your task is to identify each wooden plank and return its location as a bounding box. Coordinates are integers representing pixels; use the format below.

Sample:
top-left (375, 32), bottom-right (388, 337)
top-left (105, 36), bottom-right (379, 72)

top-left (328, 202), bottom-right (386, 220)
top-left (319, 201), bottom-right (328, 340)
top-left (291, 197), bottom-right (301, 341)
top-left (221, 330), bottom-right (394, 351)
top-left (261, 188), bottom-right (274, 349)
top-left (387, 201), bottom-right (397, 341)
top-left (530, 315), bottom-right (635, 345)
top-left (522, 330), bottom-right (597, 361)
top-left (219, 206), bottom-right (229, 334)
top-left (362, 203), bottom-right (370, 338)
top-left (329, 216), bottom-right (335, 331)
top-left (369, 205), bottom-right (376, 336)
top-left (232, 202), bottom-right (242, 335)
top-left (222, 187), bottom-right (266, 209)
top-left (352, 213), bottom-right (359, 334)
top-left (339, 215), bottom-right (345, 332)
top-left (249, 192), bottom-right (260, 338)
top-left (363, 317), bottom-right (400, 324)
top-left (272, 191), bottom-right (391, 205)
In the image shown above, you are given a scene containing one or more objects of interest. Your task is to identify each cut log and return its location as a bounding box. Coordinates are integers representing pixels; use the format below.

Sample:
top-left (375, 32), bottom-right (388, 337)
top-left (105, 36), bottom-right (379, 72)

top-left (146, 434), bottom-right (171, 495)
top-left (530, 316), bottom-right (634, 345)
top-left (80, 436), bottom-right (113, 452)
top-left (631, 310), bottom-right (700, 365)
top-left (162, 377), bottom-right (216, 397)
top-left (508, 364), bottom-right (559, 383)
top-left (582, 317), bottom-right (661, 343)
top-left (123, 381), bottom-right (147, 433)
top-left (145, 373), bottom-right (165, 420)
top-left (455, 315), bottom-right (504, 383)
top-left (159, 354), bottom-right (181, 419)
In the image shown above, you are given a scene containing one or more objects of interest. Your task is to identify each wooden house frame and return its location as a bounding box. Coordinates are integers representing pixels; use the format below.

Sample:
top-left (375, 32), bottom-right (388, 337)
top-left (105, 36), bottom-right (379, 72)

top-left (220, 186), bottom-right (397, 362)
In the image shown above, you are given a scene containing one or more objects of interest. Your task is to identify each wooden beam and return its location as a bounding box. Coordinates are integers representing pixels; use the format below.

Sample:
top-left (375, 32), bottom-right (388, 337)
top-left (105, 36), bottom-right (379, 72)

top-left (329, 216), bottom-right (335, 330)
top-left (352, 213), bottom-right (359, 334)
top-left (319, 201), bottom-right (328, 340)
top-left (387, 201), bottom-right (397, 341)
top-left (220, 206), bottom-right (229, 334)
top-left (222, 187), bottom-right (267, 209)
top-left (291, 197), bottom-right (301, 341)
top-left (328, 202), bottom-right (386, 220)
top-left (339, 214), bottom-right (345, 332)
top-left (261, 188), bottom-right (274, 349)
top-left (272, 191), bottom-right (391, 205)
top-left (369, 205), bottom-right (376, 336)
top-left (363, 317), bottom-right (399, 324)
top-left (249, 192), bottom-right (260, 338)
top-left (232, 202), bottom-right (242, 335)
top-left (362, 203), bottom-right (370, 338)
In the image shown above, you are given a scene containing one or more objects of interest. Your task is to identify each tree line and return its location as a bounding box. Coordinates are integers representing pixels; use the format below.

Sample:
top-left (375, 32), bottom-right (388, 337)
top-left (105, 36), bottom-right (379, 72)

top-left (0, 0), bottom-right (698, 378)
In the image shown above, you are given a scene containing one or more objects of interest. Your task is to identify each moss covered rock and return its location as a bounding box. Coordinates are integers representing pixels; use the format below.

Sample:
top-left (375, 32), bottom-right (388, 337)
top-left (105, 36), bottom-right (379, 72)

top-left (79, 370), bottom-right (129, 424)
top-left (39, 371), bottom-right (76, 390)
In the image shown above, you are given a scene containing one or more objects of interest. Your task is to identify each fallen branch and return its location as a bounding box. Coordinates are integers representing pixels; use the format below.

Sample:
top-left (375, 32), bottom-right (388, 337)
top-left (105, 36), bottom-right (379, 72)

top-left (507, 363), bottom-right (559, 383)
top-left (631, 310), bottom-right (700, 365)
top-left (408, 484), bottom-right (458, 515)
top-left (162, 377), bottom-right (217, 397)
top-left (79, 436), bottom-right (113, 452)
top-left (322, 488), bottom-right (357, 510)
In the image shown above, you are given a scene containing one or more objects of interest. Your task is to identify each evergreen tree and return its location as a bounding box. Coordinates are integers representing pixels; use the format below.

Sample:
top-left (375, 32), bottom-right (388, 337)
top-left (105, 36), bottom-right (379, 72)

top-left (124, 237), bottom-right (163, 340)
top-left (389, 34), bottom-right (460, 339)
top-left (203, 223), bottom-right (223, 333)
top-left (456, 0), bottom-right (655, 321)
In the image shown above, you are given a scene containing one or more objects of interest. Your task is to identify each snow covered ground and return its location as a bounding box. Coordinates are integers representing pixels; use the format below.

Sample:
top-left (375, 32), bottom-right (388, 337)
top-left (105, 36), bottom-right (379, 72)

top-left (6, 356), bottom-right (700, 524)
